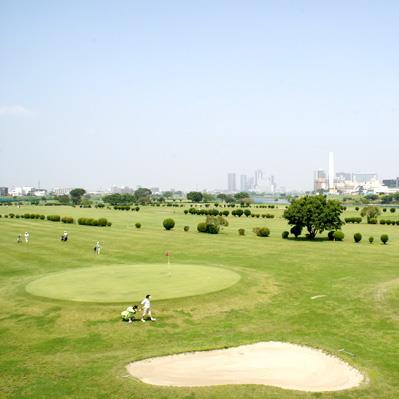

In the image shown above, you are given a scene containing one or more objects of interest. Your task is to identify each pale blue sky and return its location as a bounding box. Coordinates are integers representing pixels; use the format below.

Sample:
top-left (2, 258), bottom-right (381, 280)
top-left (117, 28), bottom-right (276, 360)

top-left (1, 1), bottom-right (398, 191)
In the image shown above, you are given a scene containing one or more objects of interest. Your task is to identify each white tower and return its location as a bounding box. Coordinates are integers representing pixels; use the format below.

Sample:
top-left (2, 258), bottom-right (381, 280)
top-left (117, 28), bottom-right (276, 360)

top-left (328, 152), bottom-right (335, 191)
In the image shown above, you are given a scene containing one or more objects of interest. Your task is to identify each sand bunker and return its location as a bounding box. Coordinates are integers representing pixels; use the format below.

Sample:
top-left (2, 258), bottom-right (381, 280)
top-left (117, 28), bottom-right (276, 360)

top-left (127, 342), bottom-right (364, 392)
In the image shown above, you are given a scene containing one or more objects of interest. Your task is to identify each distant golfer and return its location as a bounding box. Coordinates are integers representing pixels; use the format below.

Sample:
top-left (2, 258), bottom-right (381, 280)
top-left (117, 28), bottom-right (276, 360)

top-left (94, 241), bottom-right (101, 254)
top-left (61, 231), bottom-right (68, 242)
top-left (141, 294), bottom-right (156, 322)
top-left (24, 231), bottom-right (30, 243)
top-left (17, 234), bottom-right (22, 243)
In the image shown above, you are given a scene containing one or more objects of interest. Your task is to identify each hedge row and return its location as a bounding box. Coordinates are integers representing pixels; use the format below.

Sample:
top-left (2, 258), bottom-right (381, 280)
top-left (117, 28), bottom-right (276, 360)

top-left (379, 219), bottom-right (399, 225)
top-left (186, 208), bottom-right (229, 217)
top-left (47, 215), bottom-right (61, 222)
top-left (113, 205), bottom-right (140, 211)
top-left (344, 217), bottom-right (362, 223)
top-left (78, 218), bottom-right (111, 227)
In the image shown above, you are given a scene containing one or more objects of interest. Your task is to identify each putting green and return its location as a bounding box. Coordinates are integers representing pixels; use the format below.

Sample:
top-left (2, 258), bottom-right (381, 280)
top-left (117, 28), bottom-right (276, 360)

top-left (25, 264), bottom-right (241, 303)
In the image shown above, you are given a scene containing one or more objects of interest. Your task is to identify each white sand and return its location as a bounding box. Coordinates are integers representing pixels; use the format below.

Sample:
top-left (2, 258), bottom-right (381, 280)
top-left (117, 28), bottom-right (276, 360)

top-left (127, 342), bottom-right (364, 392)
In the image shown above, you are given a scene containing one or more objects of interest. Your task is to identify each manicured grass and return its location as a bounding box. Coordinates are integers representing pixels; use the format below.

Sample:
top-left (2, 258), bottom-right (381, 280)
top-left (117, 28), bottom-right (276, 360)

top-left (26, 263), bottom-right (240, 302)
top-left (1, 204), bottom-right (399, 398)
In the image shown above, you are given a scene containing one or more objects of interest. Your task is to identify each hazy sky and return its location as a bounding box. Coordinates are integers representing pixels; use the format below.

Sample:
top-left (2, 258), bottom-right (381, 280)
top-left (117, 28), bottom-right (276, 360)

top-left (1, 1), bottom-right (398, 191)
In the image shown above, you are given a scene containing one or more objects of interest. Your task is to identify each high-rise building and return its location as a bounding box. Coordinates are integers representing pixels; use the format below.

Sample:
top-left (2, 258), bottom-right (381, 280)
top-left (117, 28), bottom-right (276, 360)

top-left (227, 173), bottom-right (236, 192)
top-left (0, 187), bottom-right (8, 196)
top-left (254, 169), bottom-right (263, 187)
top-left (328, 152), bottom-right (335, 191)
top-left (268, 175), bottom-right (277, 194)
top-left (240, 175), bottom-right (248, 191)
top-left (314, 169), bottom-right (328, 192)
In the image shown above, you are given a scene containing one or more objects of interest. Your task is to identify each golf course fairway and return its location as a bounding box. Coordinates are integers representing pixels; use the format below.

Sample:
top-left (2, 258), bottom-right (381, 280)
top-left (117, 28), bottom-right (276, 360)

top-left (25, 264), bottom-right (241, 302)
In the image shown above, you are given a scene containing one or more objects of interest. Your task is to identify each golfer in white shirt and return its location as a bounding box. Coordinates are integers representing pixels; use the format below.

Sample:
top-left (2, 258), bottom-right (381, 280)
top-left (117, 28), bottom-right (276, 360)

top-left (141, 294), bottom-right (156, 322)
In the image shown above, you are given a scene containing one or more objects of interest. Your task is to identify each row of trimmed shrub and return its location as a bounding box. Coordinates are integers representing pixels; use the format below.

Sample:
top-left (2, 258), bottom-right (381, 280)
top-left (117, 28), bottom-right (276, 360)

top-left (1, 213), bottom-right (46, 219)
top-left (78, 217), bottom-right (111, 227)
top-left (113, 205), bottom-right (140, 211)
top-left (280, 230), bottom-right (389, 244)
top-left (379, 219), bottom-right (399, 225)
top-left (186, 208), bottom-right (229, 216)
top-left (345, 217), bottom-right (362, 223)
top-left (1, 213), bottom-right (76, 224)
top-left (350, 232), bottom-right (388, 244)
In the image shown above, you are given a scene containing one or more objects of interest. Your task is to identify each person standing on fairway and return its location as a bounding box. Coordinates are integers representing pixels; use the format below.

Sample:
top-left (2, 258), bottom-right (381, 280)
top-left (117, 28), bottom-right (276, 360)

top-left (24, 231), bottom-right (30, 243)
top-left (94, 241), bottom-right (101, 255)
top-left (17, 234), bottom-right (22, 243)
top-left (141, 294), bottom-right (156, 322)
top-left (94, 241), bottom-right (101, 254)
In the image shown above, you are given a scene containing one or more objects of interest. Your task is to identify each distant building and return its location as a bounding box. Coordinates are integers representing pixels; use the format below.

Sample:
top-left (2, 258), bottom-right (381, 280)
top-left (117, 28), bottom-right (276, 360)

top-left (254, 169), bottom-right (263, 188)
top-left (352, 173), bottom-right (378, 184)
top-left (31, 189), bottom-right (47, 197)
top-left (314, 169), bottom-right (328, 192)
top-left (336, 172), bottom-right (352, 182)
top-left (383, 178), bottom-right (399, 188)
top-left (328, 152), bottom-right (335, 191)
top-left (53, 187), bottom-right (72, 196)
top-left (0, 187), bottom-right (8, 196)
top-left (227, 173), bottom-right (236, 192)
top-left (240, 175), bottom-right (248, 191)
top-left (110, 186), bottom-right (133, 194)
top-left (9, 186), bottom-right (34, 196)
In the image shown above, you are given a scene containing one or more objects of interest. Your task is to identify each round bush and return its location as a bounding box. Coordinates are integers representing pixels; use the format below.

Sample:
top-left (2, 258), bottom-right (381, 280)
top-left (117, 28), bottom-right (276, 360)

top-left (282, 231), bottom-right (289, 239)
top-left (256, 227), bottom-right (270, 237)
top-left (353, 233), bottom-right (362, 243)
top-left (163, 218), bottom-right (175, 230)
top-left (290, 225), bottom-right (302, 238)
top-left (98, 218), bottom-right (108, 226)
top-left (206, 224), bottom-right (220, 234)
top-left (380, 219), bottom-right (386, 225)
top-left (383, 208), bottom-right (387, 212)
top-left (197, 222), bottom-right (207, 233)
top-left (355, 207), bottom-right (359, 211)
top-left (381, 234), bottom-right (389, 244)
top-left (334, 231), bottom-right (345, 241)
top-left (183, 225), bottom-right (190, 232)
top-left (390, 208), bottom-right (396, 213)
top-left (135, 222), bottom-right (141, 229)
top-left (368, 218), bottom-right (378, 224)
top-left (238, 228), bottom-right (245, 236)
top-left (369, 236), bottom-right (374, 244)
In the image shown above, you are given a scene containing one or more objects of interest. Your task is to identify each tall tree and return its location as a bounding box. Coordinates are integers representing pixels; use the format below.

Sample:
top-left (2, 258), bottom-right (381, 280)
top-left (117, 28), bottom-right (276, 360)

top-left (70, 188), bottom-right (86, 205)
top-left (283, 195), bottom-right (344, 239)
top-left (134, 188), bottom-right (152, 204)
top-left (187, 191), bottom-right (203, 202)
top-left (360, 206), bottom-right (381, 223)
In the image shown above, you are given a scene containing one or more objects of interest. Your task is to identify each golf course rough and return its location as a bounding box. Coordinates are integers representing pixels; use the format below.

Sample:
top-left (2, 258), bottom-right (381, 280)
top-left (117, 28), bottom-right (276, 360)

top-left (25, 264), bottom-right (241, 302)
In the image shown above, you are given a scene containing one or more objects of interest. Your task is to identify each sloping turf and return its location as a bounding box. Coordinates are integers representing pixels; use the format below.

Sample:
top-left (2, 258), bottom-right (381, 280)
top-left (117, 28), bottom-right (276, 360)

top-left (25, 264), bottom-right (241, 302)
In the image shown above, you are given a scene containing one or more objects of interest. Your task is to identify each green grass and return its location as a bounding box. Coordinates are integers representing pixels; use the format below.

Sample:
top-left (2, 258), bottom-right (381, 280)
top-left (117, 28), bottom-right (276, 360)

top-left (1, 204), bottom-right (399, 398)
top-left (26, 264), bottom-right (240, 302)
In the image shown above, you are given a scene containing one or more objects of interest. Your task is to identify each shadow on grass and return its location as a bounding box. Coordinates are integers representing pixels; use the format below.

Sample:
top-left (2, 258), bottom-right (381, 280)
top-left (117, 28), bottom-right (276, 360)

top-left (285, 237), bottom-right (331, 242)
